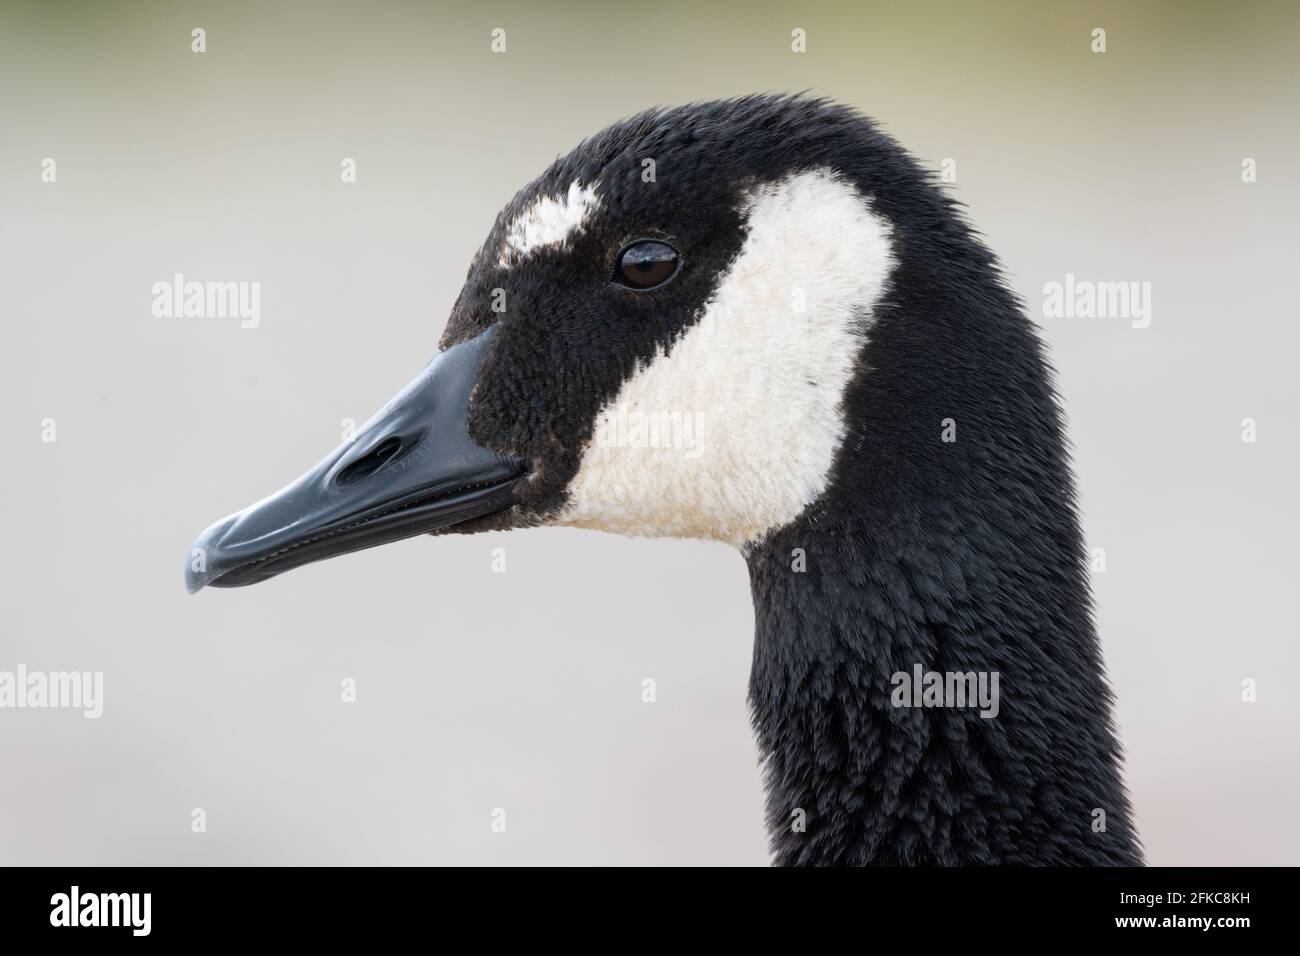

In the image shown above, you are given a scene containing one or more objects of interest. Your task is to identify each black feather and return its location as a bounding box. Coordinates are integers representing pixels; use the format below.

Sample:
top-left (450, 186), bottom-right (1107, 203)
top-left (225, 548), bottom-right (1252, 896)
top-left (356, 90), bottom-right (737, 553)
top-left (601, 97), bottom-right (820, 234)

top-left (445, 95), bottom-right (1140, 865)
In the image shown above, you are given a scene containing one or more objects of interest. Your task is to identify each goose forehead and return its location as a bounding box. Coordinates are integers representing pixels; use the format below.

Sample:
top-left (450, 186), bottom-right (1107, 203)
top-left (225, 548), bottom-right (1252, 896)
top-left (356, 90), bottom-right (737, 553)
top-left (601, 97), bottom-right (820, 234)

top-left (560, 166), bottom-right (897, 545)
top-left (497, 179), bottom-right (601, 267)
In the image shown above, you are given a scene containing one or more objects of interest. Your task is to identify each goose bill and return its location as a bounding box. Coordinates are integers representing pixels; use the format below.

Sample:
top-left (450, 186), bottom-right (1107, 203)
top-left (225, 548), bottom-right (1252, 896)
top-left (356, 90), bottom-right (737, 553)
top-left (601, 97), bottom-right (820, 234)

top-left (184, 327), bottom-right (524, 593)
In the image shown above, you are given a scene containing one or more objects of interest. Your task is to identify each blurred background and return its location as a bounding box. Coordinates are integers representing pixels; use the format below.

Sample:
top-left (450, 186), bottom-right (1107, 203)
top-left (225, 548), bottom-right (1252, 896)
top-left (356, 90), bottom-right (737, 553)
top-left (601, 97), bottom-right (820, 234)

top-left (1, 0), bottom-right (1296, 865)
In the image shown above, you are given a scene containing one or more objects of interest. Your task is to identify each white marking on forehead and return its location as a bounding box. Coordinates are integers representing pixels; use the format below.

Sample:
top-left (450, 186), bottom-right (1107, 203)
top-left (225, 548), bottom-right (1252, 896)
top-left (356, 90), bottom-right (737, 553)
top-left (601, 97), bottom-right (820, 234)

top-left (498, 180), bottom-right (600, 267)
top-left (558, 167), bottom-right (896, 546)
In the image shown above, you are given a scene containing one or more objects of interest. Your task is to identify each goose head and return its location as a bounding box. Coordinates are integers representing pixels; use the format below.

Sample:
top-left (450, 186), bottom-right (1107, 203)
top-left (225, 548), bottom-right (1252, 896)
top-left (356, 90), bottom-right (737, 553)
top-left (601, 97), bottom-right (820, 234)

top-left (186, 95), bottom-right (901, 588)
top-left (185, 95), bottom-right (1139, 866)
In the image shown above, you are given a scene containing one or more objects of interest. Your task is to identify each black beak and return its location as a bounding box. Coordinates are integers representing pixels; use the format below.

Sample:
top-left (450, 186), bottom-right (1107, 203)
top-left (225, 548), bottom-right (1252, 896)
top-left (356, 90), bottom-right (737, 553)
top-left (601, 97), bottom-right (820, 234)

top-left (185, 326), bottom-right (523, 593)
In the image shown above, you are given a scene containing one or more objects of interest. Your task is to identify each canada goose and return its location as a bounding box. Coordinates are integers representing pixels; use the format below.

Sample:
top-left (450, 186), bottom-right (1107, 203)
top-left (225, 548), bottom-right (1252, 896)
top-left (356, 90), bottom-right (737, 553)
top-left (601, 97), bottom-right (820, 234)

top-left (186, 95), bottom-right (1140, 866)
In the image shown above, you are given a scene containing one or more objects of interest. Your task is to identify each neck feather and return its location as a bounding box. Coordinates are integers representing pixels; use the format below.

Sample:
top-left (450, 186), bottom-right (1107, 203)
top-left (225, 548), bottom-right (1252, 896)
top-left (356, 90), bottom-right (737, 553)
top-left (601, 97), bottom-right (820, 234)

top-left (743, 273), bottom-right (1140, 866)
top-left (745, 502), bottom-right (1140, 865)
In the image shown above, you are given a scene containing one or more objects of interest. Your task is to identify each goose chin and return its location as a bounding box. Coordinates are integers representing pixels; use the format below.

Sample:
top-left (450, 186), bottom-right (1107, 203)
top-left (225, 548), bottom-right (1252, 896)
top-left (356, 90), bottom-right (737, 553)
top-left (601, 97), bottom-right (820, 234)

top-left (183, 325), bottom-right (525, 593)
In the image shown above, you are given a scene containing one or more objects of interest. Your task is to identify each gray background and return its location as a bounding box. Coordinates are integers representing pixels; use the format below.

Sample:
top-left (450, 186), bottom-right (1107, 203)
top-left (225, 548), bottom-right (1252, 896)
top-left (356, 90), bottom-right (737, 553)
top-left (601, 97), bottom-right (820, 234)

top-left (1, 0), bottom-right (1296, 865)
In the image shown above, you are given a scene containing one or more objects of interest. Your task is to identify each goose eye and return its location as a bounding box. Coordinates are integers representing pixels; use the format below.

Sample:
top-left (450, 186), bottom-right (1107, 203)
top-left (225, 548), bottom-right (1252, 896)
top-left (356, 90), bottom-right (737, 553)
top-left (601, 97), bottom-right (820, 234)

top-left (615, 239), bottom-right (680, 290)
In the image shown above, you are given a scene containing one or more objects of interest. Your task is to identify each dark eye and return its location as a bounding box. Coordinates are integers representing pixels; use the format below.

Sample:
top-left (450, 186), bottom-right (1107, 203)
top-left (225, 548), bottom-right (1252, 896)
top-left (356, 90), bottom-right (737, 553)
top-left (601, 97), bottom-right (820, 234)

top-left (615, 239), bottom-right (680, 290)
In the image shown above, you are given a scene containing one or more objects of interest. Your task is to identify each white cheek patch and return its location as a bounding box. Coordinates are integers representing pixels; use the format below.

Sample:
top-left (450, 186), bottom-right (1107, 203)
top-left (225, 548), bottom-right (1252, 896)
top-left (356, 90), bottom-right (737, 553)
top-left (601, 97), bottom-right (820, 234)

top-left (558, 167), bottom-right (896, 546)
top-left (498, 180), bottom-right (600, 267)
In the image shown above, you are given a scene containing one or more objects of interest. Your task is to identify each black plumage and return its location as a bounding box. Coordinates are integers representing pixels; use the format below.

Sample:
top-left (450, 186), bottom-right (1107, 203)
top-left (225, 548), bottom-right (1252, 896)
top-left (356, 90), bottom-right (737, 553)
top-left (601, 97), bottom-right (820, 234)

top-left (448, 95), bottom-right (1140, 865)
top-left (193, 94), bottom-right (1141, 865)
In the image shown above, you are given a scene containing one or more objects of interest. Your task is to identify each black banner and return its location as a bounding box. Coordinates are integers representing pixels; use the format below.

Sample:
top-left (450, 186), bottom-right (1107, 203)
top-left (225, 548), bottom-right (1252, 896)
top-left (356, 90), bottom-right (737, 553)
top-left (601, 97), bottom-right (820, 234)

top-left (0, 865), bottom-right (1281, 941)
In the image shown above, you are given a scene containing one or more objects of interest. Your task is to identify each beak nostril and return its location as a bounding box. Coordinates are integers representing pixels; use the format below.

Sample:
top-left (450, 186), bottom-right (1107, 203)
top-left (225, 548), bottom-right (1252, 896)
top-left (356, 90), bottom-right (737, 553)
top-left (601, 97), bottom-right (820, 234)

top-left (337, 436), bottom-right (403, 485)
